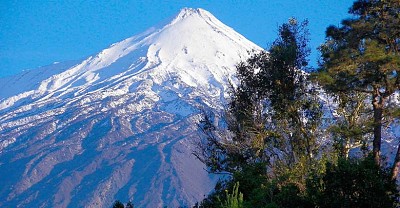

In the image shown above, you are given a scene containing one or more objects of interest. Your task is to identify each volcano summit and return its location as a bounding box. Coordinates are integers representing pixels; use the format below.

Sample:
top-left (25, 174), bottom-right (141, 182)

top-left (0, 8), bottom-right (261, 208)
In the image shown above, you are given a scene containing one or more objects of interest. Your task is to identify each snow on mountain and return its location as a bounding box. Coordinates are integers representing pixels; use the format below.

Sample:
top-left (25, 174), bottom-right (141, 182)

top-left (0, 8), bottom-right (261, 208)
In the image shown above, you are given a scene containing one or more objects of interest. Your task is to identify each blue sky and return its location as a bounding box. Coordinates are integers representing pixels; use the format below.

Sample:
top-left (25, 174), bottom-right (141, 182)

top-left (0, 0), bottom-right (354, 78)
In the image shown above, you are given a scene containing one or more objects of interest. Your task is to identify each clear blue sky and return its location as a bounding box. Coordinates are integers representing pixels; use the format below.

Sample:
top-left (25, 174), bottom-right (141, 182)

top-left (0, 0), bottom-right (354, 78)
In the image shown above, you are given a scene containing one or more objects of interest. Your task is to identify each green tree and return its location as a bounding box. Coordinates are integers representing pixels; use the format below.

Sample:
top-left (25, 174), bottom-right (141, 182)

top-left (197, 1), bottom-right (400, 207)
top-left (307, 156), bottom-right (399, 208)
top-left (195, 17), bottom-right (325, 207)
top-left (317, 0), bottom-right (400, 167)
top-left (259, 18), bottom-right (323, 175)
top-left (196, 18), bottom-right (323, 179)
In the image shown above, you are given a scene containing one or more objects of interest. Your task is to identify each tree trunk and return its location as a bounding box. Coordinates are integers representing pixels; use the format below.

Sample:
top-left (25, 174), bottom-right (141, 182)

top-left (372, 93), bottom-right (384, 166)
top-left (392, 143), bottom-right (400, 181)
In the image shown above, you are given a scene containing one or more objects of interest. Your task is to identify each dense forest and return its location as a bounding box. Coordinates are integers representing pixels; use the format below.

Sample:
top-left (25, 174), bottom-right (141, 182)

top-left (113, 0), bottom-right (400, 207)
top-left (194, 0), bottom-right (400, 207)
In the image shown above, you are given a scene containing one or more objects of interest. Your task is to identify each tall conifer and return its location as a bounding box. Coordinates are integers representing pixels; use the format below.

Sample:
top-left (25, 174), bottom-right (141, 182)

top-left (317, 0), bottom-right (400, 166)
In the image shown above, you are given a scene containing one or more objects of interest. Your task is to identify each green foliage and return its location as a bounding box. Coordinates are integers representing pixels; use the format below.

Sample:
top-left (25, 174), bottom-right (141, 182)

top-left (219, 182), bottom-right (244, 208)
top-left (199, 156), bottom-right (399, 208)
top-left (307, 156), bottom-right (399, 208)
top-left (196, 17), bottom-right (323, 180)
top-left (317, 0), bottom-right (400, 165)
top-left (197, 2), bottom-right (400, 208)
top-left (198, 163), bottom-right (313, 208)
top-left (197, 16), bottom-right (324, 208)
top-left (326, 91), bottom-right (372, 158)
top-left (233, 18), bottom-right (323, 174)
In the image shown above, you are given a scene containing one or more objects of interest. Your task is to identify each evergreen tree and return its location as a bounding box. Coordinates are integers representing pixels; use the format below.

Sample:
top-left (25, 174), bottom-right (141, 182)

top-left (317, 0), bottom-right (400, 166)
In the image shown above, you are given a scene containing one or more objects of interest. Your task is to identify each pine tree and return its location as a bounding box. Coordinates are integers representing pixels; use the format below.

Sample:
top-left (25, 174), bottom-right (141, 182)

top-left (317, 0), bottom-right (400, 166)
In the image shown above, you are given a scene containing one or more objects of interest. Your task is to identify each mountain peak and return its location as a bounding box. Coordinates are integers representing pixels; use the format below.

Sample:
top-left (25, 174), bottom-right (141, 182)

top-left (178, 8), bottom-right (206, 16)
top-left (0, 8), bottom-right (261, 208)
top-left (0, 7), bottom-right (261, 108)
top-left (168, 7), bottom-right (215, 26)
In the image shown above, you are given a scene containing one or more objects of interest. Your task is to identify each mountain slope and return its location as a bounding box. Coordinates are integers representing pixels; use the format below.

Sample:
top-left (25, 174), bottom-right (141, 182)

top-left (0, 8), bottom-right (261, 207)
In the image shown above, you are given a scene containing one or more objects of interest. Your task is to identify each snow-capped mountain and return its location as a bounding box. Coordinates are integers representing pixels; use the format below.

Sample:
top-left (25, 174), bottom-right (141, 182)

top-left (0, 8), bottom-right (261, 207)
